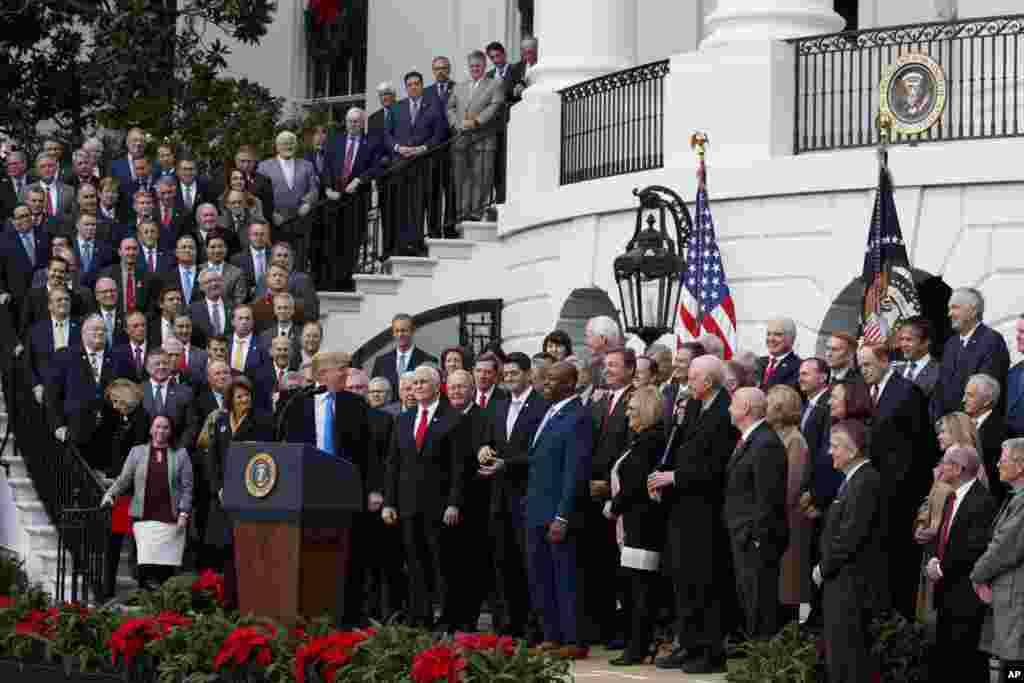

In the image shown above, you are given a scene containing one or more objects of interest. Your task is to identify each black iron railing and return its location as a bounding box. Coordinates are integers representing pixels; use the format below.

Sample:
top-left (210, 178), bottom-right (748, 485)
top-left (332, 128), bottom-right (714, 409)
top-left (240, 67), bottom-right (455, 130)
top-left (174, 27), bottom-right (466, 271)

top-left (301, 109), bottom-right (509, 288)
top-left (792, 14), bottom-right (1024, 153)
top-left (5, 362), bottom-right (109, 603)
top-left (558, 60), bottom-right (670, 185)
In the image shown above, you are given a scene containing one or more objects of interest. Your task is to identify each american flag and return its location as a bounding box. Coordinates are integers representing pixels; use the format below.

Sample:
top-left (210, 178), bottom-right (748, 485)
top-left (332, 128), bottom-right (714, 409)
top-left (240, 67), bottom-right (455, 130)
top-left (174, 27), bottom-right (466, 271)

top-left (861, 164), bottom-right (921, 343)
top-left (675, 160), bottom-right (737, 359)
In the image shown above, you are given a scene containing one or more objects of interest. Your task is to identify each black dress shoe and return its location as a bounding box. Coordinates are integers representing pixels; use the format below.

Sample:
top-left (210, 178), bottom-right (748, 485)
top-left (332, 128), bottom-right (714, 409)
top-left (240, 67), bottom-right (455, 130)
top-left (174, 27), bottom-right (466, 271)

top-left (654, 647), bottom-right (689, 669)
top-left (682, 653), bottom-right (726, 674)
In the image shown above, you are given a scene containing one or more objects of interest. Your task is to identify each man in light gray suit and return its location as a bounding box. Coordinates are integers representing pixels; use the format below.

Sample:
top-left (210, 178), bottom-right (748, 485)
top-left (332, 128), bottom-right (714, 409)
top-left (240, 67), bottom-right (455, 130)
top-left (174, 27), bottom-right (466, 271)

top-left (895, 316), bottom-right (940, 397)
top-left (970, 437), bottom-right (1024, 674)
top-left (199, 233), bottom-right (249, 305)
top-left (447, 50), bottom-right (506, 221)
top-left (257, 131), bottom-right (319, 270)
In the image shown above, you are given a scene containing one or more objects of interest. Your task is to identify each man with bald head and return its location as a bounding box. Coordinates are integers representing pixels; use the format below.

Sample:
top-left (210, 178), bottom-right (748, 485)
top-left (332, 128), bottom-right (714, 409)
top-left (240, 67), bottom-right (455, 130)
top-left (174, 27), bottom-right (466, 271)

top-left (648, 354), bottom-right (737, 674)
top-left (759, 318), bottom-right (801, 391)
top-left (725, 387), bottom-right (788, 640)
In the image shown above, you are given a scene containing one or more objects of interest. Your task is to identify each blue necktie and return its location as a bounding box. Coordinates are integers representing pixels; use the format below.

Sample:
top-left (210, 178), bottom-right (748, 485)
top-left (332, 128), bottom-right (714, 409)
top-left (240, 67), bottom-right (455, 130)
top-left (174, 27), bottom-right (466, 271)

top-left (837, 477), bottom-right (849, 498)
top-left (82, 241), bottom-right (93, 272)
top-left (21, 233), bottom-right (35, 266)
top-left (323, 392), bottom-right (335, 456)
top-left (183, 268), bottom-right (193, 302)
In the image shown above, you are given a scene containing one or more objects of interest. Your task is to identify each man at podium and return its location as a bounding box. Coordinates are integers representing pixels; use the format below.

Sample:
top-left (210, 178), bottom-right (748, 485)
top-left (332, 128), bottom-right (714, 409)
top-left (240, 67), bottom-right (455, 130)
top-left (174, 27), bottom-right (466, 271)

top-left (282, 350), bottom-right (371, 627)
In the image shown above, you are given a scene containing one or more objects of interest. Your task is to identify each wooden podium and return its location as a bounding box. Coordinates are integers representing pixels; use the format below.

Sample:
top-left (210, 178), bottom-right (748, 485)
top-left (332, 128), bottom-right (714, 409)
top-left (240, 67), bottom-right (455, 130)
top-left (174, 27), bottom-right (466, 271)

top-left (223, 442), bottom-right (363, 623)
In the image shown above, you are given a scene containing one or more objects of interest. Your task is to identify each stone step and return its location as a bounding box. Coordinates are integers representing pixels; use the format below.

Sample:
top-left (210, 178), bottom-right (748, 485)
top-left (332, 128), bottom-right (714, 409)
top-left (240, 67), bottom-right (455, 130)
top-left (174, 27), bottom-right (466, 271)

top-left (352, 273), bottom-right (403, 296)
top-left (386, 256), bottom-right (438, 278)
top-left (458, 220), bottom-right (498, 242)
top-left (15, 500), bottom-right (49, 527)
top-left (426, 238), bottom-right (475, 260)
top-left (7, 477), bottom-right (42, 503)
top-left (2, 454), bottom-right (27, 480)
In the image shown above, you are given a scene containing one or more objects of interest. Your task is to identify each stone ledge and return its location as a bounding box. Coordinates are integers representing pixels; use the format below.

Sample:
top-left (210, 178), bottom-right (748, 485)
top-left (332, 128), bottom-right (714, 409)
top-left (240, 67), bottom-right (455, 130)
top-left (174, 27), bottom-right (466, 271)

top-left (385, 256), bottom-right (439, 278)
top-left (426, 238), bottom-right (475, 260)
top-left (319, 291), bottom-right (365, 314)
top-left (458, 221), bottom-right (498, 242)
top-left (352, 274), bottom-right (403, 296)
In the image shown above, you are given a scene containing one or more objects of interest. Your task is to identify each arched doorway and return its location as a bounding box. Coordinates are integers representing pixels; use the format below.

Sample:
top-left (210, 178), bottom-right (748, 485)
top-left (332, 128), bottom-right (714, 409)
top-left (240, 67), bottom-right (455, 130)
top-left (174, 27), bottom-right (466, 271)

top-left (555, 288), bottom-right (620, 362)
top-left (816, 270), bottom-right (953, 358)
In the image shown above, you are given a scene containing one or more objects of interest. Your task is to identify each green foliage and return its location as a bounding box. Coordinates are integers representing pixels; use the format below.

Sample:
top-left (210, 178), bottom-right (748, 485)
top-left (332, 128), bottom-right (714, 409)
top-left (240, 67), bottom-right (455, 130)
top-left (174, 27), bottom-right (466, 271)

top-left (0, 553), bottom-right (27, 597)
top-left (338, 622), bottom-right (436, 682)
top-left (148, 611), bottom-right (235, 683)
top-left (461, 639), bottom-right (570, 683)
top-left (726, 622), bottom-right (824, 683)
top-left (871, 612), bottom-right (931, 683)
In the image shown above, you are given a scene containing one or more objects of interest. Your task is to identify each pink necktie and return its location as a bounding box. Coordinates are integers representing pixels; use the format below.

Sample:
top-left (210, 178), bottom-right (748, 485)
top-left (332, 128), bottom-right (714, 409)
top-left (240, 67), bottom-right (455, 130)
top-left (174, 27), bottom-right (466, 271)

top-left (342, 140), bottom-right (356, 184)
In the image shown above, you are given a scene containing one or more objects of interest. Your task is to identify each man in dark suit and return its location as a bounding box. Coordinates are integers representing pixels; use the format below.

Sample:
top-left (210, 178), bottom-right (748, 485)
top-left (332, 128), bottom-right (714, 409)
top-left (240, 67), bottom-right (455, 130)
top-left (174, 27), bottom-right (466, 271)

top-left (931, 288), bottom-right (1010, 421)
top-left (110, 128), bottom-right (160, 192)
top-left (522, 361), bottom-right (593, 659)
top-left (858, 344), bottom-right (934, 619)
top-left (20, 255), bottom-right (94, 335)
top-left (895, 316), bottom-right (940, 397)
top-left (147, 286), bottom-right (183, 351)
top-left (190, 270), bottom-right (233, 342)
top-left (824, 331), bottom-right (861, 384)
top-left (648, 355), bottom-right (737, 674)
top-left (135, 220), bottom-right (177, 274)
top-left (964, 373), bottom-right (1009, 502)
top-left (368, 82), bottom-right (398, 144)
top-left (1009, 316), bottom-right (1024, 438)
top-left (72, 214), bottom-right (115, 291)
top-left (305, 126), bottom-right (334, 200)
top-left (141, 348), bottom-right (194, 449)
top-left (758, 318), bottom-right (802, 391)
top-left (155, 176), bottom-right (194, 241)
top-left (47, 315), bottom-right (115, 456)
top-left (724, 387), bottom-right (789, 640)
top-left (0, 205), bottom-right (50, 326)
top-left (281, 352), bottom-right (371, 627)
top-left (478, 352), bottom-right (548, 637)
top-left (162, 234), bottom-right (203, 305)
top-left (111, 311), bottom-right (150, 382)
top-left (229, 221), bottom-right (273, 289)
top-left (425, 56), bottom-right (457, 120)
top-left (0, 151), bottom-right (33, 222)
top-left (922, 444), bottom-right (996, 683)
top-left (26, 288), bottom-right (81, 400)
top-left (582, 348), bottom-right (635, 646)
top-left (387, 70), bottom-right (449, 255)
top-left (226, 305), bottom-right (272, 411)
top-left (174, 158), bottom-right (210, 222)
top-left (121, 158), bottom-right (158, 220)
top-left (93, 277), bottom-right (127, 350)
top-left (813, 420), bottom-right (887, 683)
top-left (370, 314), bottom-right (437, 397)
top-left (101, 237), bottom-right (159, 315)
top-left (382, 365), bottom-right (467, 631)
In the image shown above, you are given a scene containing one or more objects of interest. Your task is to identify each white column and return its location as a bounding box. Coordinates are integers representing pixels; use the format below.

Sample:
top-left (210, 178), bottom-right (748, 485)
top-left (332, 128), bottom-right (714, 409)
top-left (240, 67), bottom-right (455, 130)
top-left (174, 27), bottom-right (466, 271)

top-left (526, 0), bottom-right (639, 96)
top-left (702, 0), bottom-right (845, 47)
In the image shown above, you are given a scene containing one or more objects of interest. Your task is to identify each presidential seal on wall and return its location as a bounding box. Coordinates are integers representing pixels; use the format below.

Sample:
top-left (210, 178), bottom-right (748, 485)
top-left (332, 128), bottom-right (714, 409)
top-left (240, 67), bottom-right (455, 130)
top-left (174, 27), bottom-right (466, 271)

top-left (244, 453), bottom-right (278, 498)
top-left (879, 53), bottom-right (946, 135)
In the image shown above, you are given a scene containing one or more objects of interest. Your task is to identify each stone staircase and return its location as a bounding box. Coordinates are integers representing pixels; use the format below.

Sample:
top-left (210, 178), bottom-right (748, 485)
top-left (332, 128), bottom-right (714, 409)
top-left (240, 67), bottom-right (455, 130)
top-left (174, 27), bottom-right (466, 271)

top-left (321, 220), bottom-right (503, 350)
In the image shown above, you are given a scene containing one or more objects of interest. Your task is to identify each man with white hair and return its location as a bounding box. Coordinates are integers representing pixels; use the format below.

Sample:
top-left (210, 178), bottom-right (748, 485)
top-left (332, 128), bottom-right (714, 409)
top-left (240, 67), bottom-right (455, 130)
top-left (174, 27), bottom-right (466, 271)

top-left (724, 387), bottom-right (789, 641)
top-left (931, 287), bottom-right (1010, 421)
top-left (367, 377), bottom-right (393, 410)
top-left (758, 318), bottom-right (801, 391)
top-left (368, 81), bottom-right (398, 140)
top-left (963, 373), bottom-right (1008, 500)
top-left (648, 354), bottom-right (737, 674)
top-left (584, 315), bottom-right (622, 388)
top-left (257, 131), bottom-right (319, 227)
top-left (383, 364), bottom-right (467, 631)
top-left (1, 150), bottom-right (32, 222)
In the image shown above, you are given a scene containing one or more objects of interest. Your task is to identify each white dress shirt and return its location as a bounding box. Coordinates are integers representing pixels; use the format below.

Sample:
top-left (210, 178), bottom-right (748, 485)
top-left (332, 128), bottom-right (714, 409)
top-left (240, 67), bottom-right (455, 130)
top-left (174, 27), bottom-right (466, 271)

top-left (315, 390), bottom-right (334, 451)
top-left (278, 157), bottom-right (295, 189)
top-left (52, 318), bottom-right (70, 350)
top-left (207, 298), bottom-right (226, 335)
top-left (506, 387), bottom-right (533, 437)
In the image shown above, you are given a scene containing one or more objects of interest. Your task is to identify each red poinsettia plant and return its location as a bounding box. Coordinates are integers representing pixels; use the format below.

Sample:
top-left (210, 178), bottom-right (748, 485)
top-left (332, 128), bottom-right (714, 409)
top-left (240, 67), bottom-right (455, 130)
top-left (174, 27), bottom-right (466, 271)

top-left (213, 622), bottom-right (279, 672)
top-left (107, 612), bottom-right (191, 666)
top-left (293, 628), bottom-right (374, 683)
top-left (191, 569), bottom-right (226, 609)
top-left (15, 607), bottom-right (61, 640)
top-left (453, 632), bottom-right (517, 657)
top-left (410, 643), bottom-right (466, 683)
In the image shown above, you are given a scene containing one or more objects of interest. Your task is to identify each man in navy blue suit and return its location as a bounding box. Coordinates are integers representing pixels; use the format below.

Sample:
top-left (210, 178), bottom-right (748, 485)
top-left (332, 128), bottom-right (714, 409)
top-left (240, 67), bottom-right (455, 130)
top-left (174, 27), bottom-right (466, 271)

top-left (424, 56), bottom-right (455, 140)
top-left (1008, 316), bottom-right (1024, 438)
top-left (758, 318), bottom-right (802, 391)
top-left (226, 304), bottom-right (272, 412)
top-left (110, 128), bottom-right (161, 189)
top-left (930, 288), bottom-right (1010, 422)
top-left (524, 361), bottom-right (593, 659)
top-left (47, 314), bottom-right (114, 450)
top-left (73, 214), bottom-right (115, 290)
top-left (386, 70), bottom-right (448, 255)
top-left (0, 204), bottom-right (51, 327)
top-left (370, 314), bottom-right (437, 397)
top-left (27, 288), bottom-right (81, 400)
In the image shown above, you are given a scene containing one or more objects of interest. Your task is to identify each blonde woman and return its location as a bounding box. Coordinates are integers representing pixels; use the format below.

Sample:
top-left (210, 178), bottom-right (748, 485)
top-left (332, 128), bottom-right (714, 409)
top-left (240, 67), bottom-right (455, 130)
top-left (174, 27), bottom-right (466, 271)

top-left (766, 385), bottom-right (812, 620)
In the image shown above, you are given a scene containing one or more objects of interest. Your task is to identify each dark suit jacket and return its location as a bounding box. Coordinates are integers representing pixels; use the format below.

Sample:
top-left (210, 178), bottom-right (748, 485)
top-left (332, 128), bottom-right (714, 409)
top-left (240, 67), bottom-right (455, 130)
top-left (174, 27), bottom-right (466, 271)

top-left (229, 246), bottom-right (272, 288)
top-left (174, 178), bottom-right (211, 222)
top-left (207, 172), bottom-right (275, 224)
top-left (484, 388), bottom-right (549, 514)
top-left (189, 298), bottom-right (233, 342)
top-left (370, 347), bottom-right (438, 401)
top-left (161, 265), bottom-right (204, 305)
top-left (800, 389), bottom-right (842, 506)
top-left (327, 135), bottom-right (389, 188)
top-left (590, 385), bottom-right (635, 480)
top-left (609, 428), bottom-right (667, 553)
top-left (388, 96), bottom-right (448, 151)
top-left (657, 389), bottom-right (738, 587)
top-left (142, 380), bottom-right (194, 448)
top-left (136, 244), bottom-right (176, 275)
top-left (205, 409), bottom-right (274, 547)
top-left (870, 372), bottom-right (934, 504)
top-left (978, 412), bottom-right (1009, 501)
top-left (758, 352), bottom-right (802, 391)
top-left (184, 388), bottom-right (224, 452)
top-left (46, 346), bottom-right (115, 446)
top-left (386, 399), bottom-right (467, 517)
top-left (525, 396), bottom-right (593, 529)
top-left (365, 406), bottom-right (394, 496)
top-left (111, 342), bottom-right (150, 382)
top-left (27, 318), bottom-right (81, 387)
top-left (895, 358), bottom-right (940, 398)
top-left (724, 421), bottom-right (789, 560)
top-left (100, 264), bottom-right (159, 315)
top-left (819, 461), bottom-right (888, 608)
top-left (931, 323), bottom-right (1011, 421)
top-left (1009, 362), bottom-right (1024, 438)
top-left (928, 480), bottom-right (997, 618)
top-left (73, 239), bottom-right (116, 290)
top-left (20, 285), bottom-right (94, 335)
top-left (0, 227), bottom-right (51, 322)
top-left (0, 175), bottom-right (33, 222)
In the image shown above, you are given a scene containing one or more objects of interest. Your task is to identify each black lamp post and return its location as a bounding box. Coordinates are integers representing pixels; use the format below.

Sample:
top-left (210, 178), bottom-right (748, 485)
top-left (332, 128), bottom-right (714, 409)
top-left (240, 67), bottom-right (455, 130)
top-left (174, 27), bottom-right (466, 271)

top-left (613, 185), bottom-right (693, 347)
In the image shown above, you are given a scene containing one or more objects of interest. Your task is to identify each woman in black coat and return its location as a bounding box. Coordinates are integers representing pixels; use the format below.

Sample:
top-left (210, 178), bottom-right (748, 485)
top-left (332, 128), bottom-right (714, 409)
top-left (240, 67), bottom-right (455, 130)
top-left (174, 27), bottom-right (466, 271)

top-left (203, 376), bottom-right (273, 609)
top-left (604, 385), bottom-right (668, 665)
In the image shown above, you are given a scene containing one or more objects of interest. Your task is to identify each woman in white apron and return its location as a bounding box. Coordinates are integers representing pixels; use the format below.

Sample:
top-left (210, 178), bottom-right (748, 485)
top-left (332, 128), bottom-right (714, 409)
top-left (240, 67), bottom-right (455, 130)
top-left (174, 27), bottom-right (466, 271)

top-left (102, 415), bottom-right (193, 590)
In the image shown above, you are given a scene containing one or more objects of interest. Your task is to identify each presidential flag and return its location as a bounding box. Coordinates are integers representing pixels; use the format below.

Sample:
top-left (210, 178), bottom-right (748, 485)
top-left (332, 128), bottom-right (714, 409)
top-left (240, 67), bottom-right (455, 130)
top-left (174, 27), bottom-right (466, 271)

top-left (675, 158), bottom-right (737, 359)
top-left (861, 164), bottom-right (921, 343)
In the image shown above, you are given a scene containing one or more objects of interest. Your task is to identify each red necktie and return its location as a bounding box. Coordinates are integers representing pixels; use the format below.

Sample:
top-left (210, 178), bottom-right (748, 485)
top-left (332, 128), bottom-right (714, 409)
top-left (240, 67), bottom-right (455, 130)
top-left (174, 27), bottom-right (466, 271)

top-left (415, 408), bottom-right (429, 450)
top-left (133, 346), bottom-right (142, 370)
top-left (937, 492), bottom-right (957, 560)
top-left (162, 207), bottom-right (170, 226)
top-left (126, 275), bottom-right (136, 312)
top-left (277, 368), bottom-right (285, 392)
top-left (341, 139), bottom-right (356, 187)
top-left (45, 188), bottom-right (55, 216)
top-left (763, 357), bottom-right (777, 385)
top-left (478, 391), bottom-right (487, 409)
